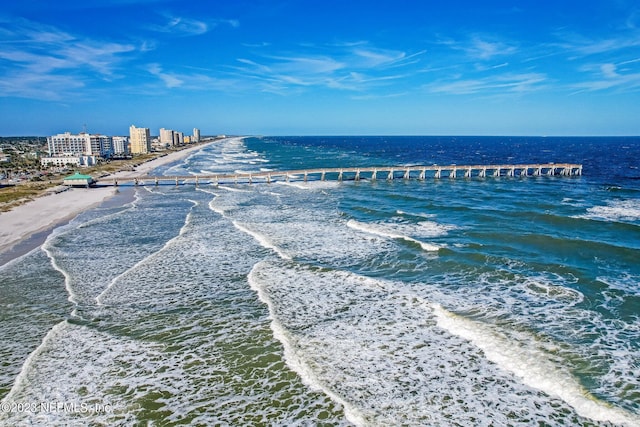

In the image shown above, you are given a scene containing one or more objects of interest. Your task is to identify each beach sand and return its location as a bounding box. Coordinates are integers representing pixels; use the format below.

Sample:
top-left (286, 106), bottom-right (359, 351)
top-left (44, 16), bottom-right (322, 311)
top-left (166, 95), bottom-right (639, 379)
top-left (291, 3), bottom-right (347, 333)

top-left (0, 141), bottom-right (211, 258)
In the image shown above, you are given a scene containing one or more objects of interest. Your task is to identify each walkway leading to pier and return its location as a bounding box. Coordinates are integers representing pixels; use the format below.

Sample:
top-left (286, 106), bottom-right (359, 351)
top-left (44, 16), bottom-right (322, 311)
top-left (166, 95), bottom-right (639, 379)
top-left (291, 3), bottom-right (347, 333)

top-left (97, 163), bottom-right (583, 187)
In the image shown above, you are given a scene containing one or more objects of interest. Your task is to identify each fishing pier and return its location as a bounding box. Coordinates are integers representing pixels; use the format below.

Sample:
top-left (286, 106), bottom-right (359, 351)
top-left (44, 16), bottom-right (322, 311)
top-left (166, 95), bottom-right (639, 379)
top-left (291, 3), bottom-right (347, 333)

top-left (98, 163), bottom-right (582, 187)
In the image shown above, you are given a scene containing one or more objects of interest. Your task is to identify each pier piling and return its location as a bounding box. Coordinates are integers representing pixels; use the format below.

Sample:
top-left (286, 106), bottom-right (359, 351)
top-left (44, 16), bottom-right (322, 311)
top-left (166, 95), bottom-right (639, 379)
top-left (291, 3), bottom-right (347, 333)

top-left (97, 163), bottom-right (582, 187)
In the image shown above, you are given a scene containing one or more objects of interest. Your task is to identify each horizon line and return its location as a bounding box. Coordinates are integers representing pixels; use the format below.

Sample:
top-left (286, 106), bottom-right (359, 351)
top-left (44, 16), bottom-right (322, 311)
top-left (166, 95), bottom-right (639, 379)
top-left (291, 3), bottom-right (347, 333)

top-left (1, 133), bottom-right (640, 138)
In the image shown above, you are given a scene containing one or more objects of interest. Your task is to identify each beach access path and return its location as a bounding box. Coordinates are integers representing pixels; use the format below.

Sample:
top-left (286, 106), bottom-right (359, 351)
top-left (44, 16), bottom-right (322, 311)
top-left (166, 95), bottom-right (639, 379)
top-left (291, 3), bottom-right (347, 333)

top-left (0, 141), bottom-right (210, 255)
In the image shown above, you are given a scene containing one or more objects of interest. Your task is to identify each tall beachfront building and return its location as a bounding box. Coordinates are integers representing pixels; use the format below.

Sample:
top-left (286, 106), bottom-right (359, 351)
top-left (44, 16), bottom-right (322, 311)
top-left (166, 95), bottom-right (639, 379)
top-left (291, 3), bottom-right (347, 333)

top-left (173, 131), bottom-right (184, 146)
top-left (129, 125), bottom-right (151, 154)
top-left (159, 128), bottom-right (175, 147)
top-left (112, 136), bottom-right (129, 155)
top-left (193, 128), bottom-right (200, 143)
top-left (47, 132), bottom-right (112, 157)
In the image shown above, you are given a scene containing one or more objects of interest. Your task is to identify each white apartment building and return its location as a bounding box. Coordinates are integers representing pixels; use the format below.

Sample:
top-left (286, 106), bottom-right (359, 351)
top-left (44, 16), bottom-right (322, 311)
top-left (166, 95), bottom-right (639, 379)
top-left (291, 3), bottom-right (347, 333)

top-left (47, 132), bottom-right (84, 156)
top-left (40, 155), bottom-right (97, 168)
top-left (129, 125), bottom-right (151, 154)
top-left (112, 136), bottom-right (129, 155)
top-left (159, 128), bottom-right (175, 147)
top-left (90, 134), bottom-right (113, 158)
top-left (193, 128), bottom-right (200, 143)
top-left (173, 131), bottom-right (184, 146)
top-left (46, 132), bottom-right (113, 157)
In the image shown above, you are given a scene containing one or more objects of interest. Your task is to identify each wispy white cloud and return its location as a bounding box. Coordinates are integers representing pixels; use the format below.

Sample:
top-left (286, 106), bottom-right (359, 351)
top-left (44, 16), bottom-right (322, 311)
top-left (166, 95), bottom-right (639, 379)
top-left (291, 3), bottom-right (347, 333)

top-left (350, 91), bottom-right (409, 100)
top-left (553, 30), bottom-right (640, 57)
top-left (572, 60), bottom-right (640, 93)
top-left (147, 13), bottom-right (238, 36)
top-left (626, 10), bottom-right (640, 29)
top-left (264, 54), bottom-right (345, 75)
top-left (353, 48), bottom-right (427, 69)
top-left (228, 42), bottom-right (425, 94)
top-left (140, 63), bottom-right (252, 94)
top-left (549, 27), bottom-right (640, 93)
top-left (0, 72), bottom-right (85, 100)
top-left (467, 37), bottom-right (518, 60)
top-left (148, 63), bottom-right (183, 88)
top-left (353, 48), bottom-right (404, 66)
top-left (441, 35), bottom-right (518, 61)
top-left (0, 19), bottom-right (137, 99)
top-left (474, 62), bottom-right (510, 72)
top-left (425, 72), bottom-right (547, 95)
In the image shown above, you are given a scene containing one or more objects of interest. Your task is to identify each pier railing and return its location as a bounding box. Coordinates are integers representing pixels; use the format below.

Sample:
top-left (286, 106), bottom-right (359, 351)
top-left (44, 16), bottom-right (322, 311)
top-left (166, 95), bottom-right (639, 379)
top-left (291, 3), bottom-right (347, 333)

top-left (97, 163), bottom-right (582, 186)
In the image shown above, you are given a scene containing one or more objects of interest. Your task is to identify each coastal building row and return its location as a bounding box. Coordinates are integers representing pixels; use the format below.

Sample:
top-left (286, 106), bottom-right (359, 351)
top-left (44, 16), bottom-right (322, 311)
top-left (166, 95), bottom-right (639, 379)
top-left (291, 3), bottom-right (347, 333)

top-left (159, 127), bottom-right (200, 149)
top-left (40, 126), bottom-right (202, 168)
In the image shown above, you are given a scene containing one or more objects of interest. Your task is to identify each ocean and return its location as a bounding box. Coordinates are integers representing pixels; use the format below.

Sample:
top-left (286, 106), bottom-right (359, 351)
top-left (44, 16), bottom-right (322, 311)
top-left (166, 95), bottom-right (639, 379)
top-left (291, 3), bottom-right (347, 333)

top-left (0, 136), bottom-right (638, 426)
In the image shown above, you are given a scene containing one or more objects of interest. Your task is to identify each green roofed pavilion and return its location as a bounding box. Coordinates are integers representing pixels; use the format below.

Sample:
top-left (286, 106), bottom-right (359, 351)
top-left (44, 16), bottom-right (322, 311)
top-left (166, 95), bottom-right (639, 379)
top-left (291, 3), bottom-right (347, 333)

top-left (63, 172), bottom-right (95, 187)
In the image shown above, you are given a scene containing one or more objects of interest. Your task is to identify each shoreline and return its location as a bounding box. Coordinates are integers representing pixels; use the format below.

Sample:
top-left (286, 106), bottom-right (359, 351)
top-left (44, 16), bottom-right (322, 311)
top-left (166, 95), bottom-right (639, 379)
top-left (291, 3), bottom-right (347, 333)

top-left (0, 140), bottom-right (215, 265)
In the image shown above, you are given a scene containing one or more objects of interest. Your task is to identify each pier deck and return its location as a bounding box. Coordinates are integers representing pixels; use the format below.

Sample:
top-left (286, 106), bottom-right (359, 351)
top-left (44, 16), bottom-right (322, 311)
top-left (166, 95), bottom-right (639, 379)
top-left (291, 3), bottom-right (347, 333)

top-left (97, 163), bottom-right (583, 186)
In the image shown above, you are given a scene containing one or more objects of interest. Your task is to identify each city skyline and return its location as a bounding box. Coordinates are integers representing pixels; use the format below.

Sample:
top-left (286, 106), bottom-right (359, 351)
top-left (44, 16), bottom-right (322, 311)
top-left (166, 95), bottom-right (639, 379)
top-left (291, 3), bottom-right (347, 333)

top-left (1, 1), bottom-right (640, 136)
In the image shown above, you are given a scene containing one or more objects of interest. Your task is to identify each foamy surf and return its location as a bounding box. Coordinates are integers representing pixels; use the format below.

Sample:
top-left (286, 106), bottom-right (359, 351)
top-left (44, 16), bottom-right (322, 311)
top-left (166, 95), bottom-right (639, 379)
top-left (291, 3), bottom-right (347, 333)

top-left (247, 263), bottom-right (367, 426)
top-left (431, 303), bottom-right (640, 427)
top-left (233, 221), bottom-right (292, 260)
top-left (276, 180), bottom-right (340, 190)
top-left (246, 259), bottom-right (603, 425)
top-left (2, 135), bottom-right (639, 425)
top-left (346, 219), bottom-right (441, 251)
top-left (96, 200), bottom-right (197, 305)
top-left (578, 198), bottom-right (640, 224)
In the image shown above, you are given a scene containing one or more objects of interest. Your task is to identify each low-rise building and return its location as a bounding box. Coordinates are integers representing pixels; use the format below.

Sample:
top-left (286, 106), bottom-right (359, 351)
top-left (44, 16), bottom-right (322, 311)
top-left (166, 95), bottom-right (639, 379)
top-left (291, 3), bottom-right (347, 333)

top-left (40, 155), bottom-right (97, 168)
top-left (63, 171), bottom-right (95, 187)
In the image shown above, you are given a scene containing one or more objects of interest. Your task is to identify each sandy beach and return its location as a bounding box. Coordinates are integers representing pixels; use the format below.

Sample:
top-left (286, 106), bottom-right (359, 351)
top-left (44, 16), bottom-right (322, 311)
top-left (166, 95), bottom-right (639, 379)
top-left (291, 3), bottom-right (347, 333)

top-left (0, 141), bottom-right (212, 257)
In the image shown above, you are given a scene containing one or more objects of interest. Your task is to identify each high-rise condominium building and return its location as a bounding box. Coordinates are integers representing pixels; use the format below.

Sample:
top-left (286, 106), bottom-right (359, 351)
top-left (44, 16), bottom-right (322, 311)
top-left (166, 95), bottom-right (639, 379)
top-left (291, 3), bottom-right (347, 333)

top-left (159, 128), bottom-right (175, 147)
top-left (47, 132), bottom-right (112, 157)
top-left (112, 136), bottom-right (129, 155)
top-left (173, 131), bottom-right (184, 146)
top-left (129, 125), bottom-right (151, 154)
top-left (193, 128), bottom-right (200, 143)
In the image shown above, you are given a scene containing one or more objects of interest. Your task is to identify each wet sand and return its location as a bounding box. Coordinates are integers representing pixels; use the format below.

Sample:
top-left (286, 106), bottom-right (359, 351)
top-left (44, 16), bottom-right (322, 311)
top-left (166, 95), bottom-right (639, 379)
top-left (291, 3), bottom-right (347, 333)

top-left (0, 141), bottom-right (212, 261)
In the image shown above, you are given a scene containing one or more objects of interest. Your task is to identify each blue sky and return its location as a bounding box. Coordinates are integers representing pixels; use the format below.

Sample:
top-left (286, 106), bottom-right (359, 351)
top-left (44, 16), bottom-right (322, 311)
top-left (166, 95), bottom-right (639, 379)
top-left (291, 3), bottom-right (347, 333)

top-left (1, 0), bottom-right (639, 136)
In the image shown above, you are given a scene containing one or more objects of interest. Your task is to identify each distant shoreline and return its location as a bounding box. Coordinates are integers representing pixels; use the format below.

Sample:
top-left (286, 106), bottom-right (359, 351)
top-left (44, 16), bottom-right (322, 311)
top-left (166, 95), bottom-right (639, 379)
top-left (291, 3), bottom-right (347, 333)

top-left (0, 140), bottom-right (217, 265)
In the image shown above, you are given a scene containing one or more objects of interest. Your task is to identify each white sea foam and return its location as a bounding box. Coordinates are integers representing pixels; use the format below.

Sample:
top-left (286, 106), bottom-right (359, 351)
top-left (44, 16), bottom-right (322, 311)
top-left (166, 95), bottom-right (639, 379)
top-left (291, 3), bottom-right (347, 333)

top-left (6, 135), bottom-right (638, 425)
top-left (248, 264), bottom-right (366, 426)
top-left (432, 304), bottom-right (640, 426)
top-left (396, 209), bottom-right (436, 218)
top-left (207, 185), bottom-right (397, 267)
top-left (208, 199), bottom-right (226, 216)
top-left (247, 260), bottom-right (608, 426)
top-left (0, 244), bottom-right (42, 270)
top-left (42, 237), bottom-right (77, 306)
top-left (276, 180), bottom-right (340, 190)
top-left (217, 185), bottom-right (252, 193)
top-left (232, 221), bottom-right (291, 260)
top-left (1, 321), bottom-right (69, 406)
top-left (579, 198), bottom-right (640, 223)
top-left (66, 202), bottom-right (346, 425)
top-left (408, 267), bottom-right (640, 422)
top-left (195, 187), bottom-right (217, 196)
top-left (96, 200), bottom-right (198, 305)
top-left (346, 219), bottom-right (441, 251)
top-left (596, 273), bottom-right (640, 296)
top-left (76, 197), bottom-right (137, 230)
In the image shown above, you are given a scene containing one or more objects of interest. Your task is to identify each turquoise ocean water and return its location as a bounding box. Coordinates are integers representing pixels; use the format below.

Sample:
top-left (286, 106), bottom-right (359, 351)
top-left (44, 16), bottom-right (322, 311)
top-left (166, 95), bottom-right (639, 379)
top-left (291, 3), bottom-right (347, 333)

top-left (0, 136), bottom-right (639, 426)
